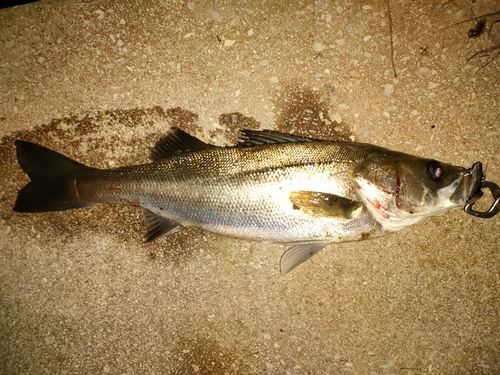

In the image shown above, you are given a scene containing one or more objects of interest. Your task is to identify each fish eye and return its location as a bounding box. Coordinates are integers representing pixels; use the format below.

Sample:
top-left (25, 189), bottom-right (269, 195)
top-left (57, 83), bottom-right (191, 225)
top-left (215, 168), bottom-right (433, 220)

top-left (427, 160), bottom-right (445, 181)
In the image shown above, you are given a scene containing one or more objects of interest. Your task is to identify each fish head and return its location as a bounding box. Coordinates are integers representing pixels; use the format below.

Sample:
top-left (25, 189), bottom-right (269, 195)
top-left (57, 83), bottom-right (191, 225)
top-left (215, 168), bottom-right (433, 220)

top-left (353, 152), bottom-right (481, 231)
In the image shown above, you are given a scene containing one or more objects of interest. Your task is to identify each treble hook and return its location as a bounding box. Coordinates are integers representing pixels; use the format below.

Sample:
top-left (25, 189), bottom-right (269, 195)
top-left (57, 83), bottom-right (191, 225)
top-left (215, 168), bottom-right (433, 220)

top-left (464, 181), bottom-right (500, 218)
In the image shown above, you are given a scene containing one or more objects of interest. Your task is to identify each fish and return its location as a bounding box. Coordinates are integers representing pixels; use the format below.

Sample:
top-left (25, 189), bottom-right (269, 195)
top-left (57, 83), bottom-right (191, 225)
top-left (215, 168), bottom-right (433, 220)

top-left (13, 128), bottom-right (482, 274)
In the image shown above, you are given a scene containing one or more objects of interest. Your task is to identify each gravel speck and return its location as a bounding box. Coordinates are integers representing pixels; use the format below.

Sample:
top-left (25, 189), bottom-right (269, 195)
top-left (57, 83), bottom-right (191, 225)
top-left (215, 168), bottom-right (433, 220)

top-left (384, 84), bottom-right (394, 96)
top-left (210, 10), bottom-right (221, 22)
top-left (95, 9), bottom-right (104, 20)
top-left (313, 43), bottom-right (326, 52)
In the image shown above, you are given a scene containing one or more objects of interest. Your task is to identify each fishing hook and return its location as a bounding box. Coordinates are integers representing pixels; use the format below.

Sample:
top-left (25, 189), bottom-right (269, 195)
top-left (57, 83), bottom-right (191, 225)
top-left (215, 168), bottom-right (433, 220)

top-left (464, 181), bottom-right (500, 218)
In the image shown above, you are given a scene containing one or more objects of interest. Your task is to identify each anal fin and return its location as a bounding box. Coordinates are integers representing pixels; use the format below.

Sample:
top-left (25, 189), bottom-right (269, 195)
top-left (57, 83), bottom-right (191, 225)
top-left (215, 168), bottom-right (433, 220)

top-left (143, 209), bottom-right (181, 242)
top-left (280, 243), bottom-right (329, 275)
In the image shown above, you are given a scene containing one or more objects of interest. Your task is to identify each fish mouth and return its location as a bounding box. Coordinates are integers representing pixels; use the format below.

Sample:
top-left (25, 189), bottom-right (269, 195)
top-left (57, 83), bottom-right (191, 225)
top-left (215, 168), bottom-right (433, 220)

top-left (449, 162), bottom-right (483, 204)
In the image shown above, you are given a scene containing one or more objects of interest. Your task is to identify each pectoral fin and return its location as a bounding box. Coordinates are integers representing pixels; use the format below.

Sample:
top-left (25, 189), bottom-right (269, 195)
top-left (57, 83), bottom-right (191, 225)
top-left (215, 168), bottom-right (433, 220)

top-left (280, 243), bottom-right (329, 275)
top-left (143, 209), bottom-right (181, 242)
top-left (289, 191), bottom-right (363, 219)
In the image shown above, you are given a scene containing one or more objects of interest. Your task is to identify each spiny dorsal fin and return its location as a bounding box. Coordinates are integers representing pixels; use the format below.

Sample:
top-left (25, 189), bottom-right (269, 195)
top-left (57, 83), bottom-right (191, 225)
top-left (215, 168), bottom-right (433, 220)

top-left (237, 129), bottom-right (320, 147)
top-left (150, 128), bottom-right (218, 161)
top-left (143, 209), bottom-right (181, 242)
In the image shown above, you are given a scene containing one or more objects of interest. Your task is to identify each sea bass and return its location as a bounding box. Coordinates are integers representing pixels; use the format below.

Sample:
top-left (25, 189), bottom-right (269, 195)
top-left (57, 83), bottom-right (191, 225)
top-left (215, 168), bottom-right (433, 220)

top-left (14, 128), bottom-right (482, 274)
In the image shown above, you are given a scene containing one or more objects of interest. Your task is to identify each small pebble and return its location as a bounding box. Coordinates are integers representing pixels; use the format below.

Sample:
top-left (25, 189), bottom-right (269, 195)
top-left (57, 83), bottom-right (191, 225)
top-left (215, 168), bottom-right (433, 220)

top-left (95, 9), bottom-right (104, 20)
top-left (381, 360), bottom-right (394, 369)
top-left (358, 128), bottom-right (368, 139)
top-left (329, 112), bottom-right (342, 123)
top-left (384, 84), bottom-right (394, 96)
top-left (210, 10), bottom-right (221, 22)
top-left (313, 43), bottom-right (326, 52)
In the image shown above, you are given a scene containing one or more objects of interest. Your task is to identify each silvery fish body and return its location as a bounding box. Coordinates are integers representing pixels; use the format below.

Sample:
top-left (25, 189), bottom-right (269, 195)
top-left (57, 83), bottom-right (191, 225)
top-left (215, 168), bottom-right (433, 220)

top-left (14, 128), bottom-right (480, 273)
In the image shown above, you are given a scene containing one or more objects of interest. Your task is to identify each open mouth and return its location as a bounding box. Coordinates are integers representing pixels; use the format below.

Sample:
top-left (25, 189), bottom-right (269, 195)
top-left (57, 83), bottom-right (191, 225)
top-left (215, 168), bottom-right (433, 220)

top-left (449, 162), bottom-right (483, 204)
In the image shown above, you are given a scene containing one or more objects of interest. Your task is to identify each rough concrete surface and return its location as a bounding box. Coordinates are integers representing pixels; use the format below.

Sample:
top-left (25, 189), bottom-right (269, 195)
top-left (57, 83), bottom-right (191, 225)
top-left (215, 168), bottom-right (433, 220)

top-left (1, 1), bottom-right (499, 374)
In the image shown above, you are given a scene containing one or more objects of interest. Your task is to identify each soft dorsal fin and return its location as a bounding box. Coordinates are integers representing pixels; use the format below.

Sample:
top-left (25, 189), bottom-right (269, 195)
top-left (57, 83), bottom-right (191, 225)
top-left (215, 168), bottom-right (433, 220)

top-left (237, 129), bottom-right (320, 147)
top-left (143, 209), bottom-right (181, 242)
top-left (150, 128), bottom-right (218, 161)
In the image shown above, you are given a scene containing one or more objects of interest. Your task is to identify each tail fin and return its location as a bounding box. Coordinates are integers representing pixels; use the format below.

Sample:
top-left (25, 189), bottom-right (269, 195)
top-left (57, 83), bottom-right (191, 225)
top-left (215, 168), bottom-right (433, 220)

top-left (14, 140), bottom-right (91, 213)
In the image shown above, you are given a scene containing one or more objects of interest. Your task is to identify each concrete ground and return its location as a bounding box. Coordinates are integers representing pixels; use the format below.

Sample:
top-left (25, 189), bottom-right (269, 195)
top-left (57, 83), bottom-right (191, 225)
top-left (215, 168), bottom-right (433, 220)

top-left (1, 0), bottom-right (499, 374)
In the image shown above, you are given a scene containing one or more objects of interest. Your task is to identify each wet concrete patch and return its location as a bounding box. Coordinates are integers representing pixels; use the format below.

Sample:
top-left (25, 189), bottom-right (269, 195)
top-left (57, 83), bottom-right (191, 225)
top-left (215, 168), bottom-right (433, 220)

top-left (274, 85), bottom-right (353, 141)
